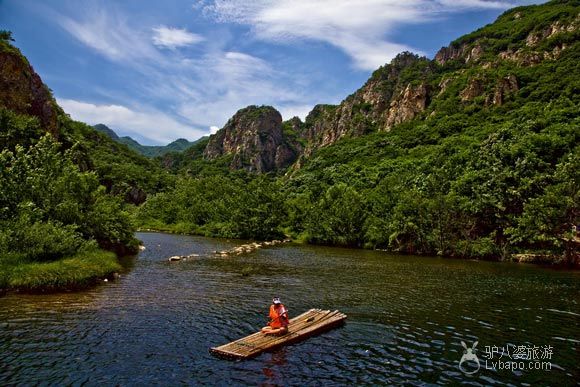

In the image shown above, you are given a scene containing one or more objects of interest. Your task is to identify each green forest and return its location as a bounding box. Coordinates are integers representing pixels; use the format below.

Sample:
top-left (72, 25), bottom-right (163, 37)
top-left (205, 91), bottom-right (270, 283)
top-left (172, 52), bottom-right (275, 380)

top-left (138, 1), bottom-right (579, 263)
top-left (0, 0), bottom-right (579, 292)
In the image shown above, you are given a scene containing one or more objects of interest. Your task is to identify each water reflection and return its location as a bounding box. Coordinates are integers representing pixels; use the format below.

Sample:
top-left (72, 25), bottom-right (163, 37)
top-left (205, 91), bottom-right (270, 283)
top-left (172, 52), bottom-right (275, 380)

top-left (261, 348), bottom-right (288, 385)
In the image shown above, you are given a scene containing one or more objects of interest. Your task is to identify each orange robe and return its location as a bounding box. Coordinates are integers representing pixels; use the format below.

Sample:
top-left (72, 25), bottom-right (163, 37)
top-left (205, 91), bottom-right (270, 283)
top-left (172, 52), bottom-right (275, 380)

top-left (269, 304), bottom-right (289, 328)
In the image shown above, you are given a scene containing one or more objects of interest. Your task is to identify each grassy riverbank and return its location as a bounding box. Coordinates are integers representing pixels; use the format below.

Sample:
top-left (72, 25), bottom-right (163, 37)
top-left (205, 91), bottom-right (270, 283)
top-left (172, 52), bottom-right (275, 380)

top-left (0, 249), bottom-right (121, 293)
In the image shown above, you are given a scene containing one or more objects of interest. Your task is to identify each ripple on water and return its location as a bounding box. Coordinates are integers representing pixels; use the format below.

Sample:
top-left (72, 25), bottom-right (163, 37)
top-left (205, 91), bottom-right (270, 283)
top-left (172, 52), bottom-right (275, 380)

top-left (0, 232), bottom-right (578, 385)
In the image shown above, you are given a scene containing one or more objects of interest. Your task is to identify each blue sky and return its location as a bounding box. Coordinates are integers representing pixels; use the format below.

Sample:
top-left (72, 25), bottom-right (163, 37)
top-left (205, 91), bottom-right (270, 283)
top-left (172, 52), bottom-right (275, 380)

top-left (1, 0), bottom-right (543, 144)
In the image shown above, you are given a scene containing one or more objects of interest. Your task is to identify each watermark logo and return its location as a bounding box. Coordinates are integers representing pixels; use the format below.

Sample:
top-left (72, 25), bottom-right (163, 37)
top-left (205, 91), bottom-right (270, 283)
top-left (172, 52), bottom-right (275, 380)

top-left (459, 341), bottom-right (480, 375)
top-left (483, 344), bottom-right (553, 372)
top-left (458, 341), bottom-right (553, 375)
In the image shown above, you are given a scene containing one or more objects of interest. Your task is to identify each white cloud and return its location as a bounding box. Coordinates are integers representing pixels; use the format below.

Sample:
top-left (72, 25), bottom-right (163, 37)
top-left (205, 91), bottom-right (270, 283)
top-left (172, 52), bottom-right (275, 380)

top-left (53, 5), bottom-right (318, 135)
top-left (152, 26), bottom-right (204, 49)
top-left (58, 98), bottom-right (206, 144)
top-left (57, 8), bottom-right (160, 63)
top-left (209, 126), bottom-right (219, 134)
top-left (201, 0), bottom-right (514, 70)
top-left (172, 50), bottom-right (308, 129)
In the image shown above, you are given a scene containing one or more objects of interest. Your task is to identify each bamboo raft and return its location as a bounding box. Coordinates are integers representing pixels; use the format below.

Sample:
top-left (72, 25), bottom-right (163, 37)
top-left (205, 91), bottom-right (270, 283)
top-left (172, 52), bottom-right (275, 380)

top-left (210, 309), bottom-right (347, 359)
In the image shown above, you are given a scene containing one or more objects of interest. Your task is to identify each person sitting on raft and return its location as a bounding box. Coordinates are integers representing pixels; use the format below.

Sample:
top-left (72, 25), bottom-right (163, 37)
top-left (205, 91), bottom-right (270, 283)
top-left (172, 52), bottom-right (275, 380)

top-left (261, 297), bottom-right (289, 335)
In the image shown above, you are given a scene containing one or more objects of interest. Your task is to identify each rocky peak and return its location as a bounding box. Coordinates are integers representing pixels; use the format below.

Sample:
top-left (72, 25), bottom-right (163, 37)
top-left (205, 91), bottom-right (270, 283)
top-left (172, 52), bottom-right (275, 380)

top-left (0, 39), bottom-right (60, 137)
top-left (435, 41), bottom-right (485, 66)
top-left (203, 105), bottom-right (298, 172)
top-left (434, 44), bottom-right (467, 66)
top-left (300, 53), bottom-right (431, 152)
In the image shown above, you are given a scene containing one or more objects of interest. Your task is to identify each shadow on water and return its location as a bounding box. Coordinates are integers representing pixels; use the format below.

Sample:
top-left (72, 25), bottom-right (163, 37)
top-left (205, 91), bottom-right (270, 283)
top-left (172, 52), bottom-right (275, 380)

top-left (0, 232), bottom-right (578, 385)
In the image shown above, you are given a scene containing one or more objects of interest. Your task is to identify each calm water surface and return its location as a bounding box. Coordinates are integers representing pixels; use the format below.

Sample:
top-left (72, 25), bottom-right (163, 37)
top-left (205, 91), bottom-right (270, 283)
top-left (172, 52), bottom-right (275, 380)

top-left (1, 232), bottom-right (578, 385)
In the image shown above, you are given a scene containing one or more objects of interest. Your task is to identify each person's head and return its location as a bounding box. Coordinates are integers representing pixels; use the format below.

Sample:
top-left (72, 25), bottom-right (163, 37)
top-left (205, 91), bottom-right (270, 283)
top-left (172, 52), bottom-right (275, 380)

top-left (272, 297), bottom-right (281, 305)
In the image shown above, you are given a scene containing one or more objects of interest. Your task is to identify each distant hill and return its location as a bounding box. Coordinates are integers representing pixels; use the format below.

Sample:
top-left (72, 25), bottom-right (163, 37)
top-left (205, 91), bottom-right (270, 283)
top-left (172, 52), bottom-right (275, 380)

top-left (93, 124), bottom-right (206, 158)
top-left (92, 123), bottom-right (119, 140)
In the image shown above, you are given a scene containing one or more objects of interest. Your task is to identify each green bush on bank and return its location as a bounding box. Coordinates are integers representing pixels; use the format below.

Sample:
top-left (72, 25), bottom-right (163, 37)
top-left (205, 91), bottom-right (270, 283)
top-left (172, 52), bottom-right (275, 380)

top-left (0, 133), bottom-right (138, 255)
top-left (135, 175), bottom-right (286, 240)
top-left (0, 122), bottom-right (138, 290)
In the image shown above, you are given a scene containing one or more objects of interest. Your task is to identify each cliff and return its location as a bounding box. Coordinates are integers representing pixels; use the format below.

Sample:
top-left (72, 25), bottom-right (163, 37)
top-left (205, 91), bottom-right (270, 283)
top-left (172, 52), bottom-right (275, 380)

top-left (198, 1), bottom-right (578, 173)
top-left (203, 105), bottom-right (299, 172)
top-left (0, 34), bottom-right (61, 138)
top-left (0, 34), bottom-right (170, 205)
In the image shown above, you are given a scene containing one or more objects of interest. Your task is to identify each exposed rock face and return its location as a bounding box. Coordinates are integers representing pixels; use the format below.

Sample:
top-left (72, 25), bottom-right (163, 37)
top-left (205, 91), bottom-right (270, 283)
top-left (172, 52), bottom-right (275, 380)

top-left (434, 44), bottom-right (467, 65)
top-left (301, 52), bottom-right (431, 152)
top-left (385, 83), bottom-right (429, 130)
top-left (460, 78), bottom-right (486, 102)
top-left (202, 5), bottom-right (575, 173)
top-left (0, 48), bottom-right (60, 137)
top-left (203, 106), bottom-right (298, 172)
top-left (526, 17), bottom-right (579, 47)
top-left (461, 75), bottom-right (519, 106)
top-left (438, 77), bottom-right (455, 95)
top-left (435, 41), bottom-right (484, 66)
top-left (490, 75), bottom-right (519, 106)
top-left (301, 104), bottom-right (340, 152)
top-left (466, 44), bottom-right (484, 63)
top-left (499, 15), bottom-right (579, 66)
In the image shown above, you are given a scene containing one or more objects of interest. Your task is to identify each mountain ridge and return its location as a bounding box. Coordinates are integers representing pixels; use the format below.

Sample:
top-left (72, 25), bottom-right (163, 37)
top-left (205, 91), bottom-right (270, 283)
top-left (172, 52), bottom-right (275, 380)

top-left (201, 0), bottom-right (579, 173)
top-left (93, 123), bottom-right (205, 158)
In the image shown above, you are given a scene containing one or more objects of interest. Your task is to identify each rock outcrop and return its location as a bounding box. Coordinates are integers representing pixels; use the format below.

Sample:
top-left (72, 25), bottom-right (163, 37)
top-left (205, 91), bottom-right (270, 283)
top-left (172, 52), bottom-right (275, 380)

top-left (434, 44), bottom-right (468, 66)
top-left (198, 3), bottom-right (576, 173)
top-left (460, 77), bottom-right (486, 102)
top-left (460, 74), bottom-right (519, 106)
top-left (384, 83), bottom-right (429, 130)
top-left (498, 15), bottom-right (579, 66)
top-left (300, 52), bottom-right (432, 152)
top-left (435, 41), bottom-right (485, 66)
top-left (203, 105), bottom-right (299, 172)
top-left (0, 43), bottom-right (60, 137)
top-left (438, 77), bottom-right (455, 95)
top-left (525, 17), bottom-right (579, 47)
top-left (489, 75), bottom-right (519, 106)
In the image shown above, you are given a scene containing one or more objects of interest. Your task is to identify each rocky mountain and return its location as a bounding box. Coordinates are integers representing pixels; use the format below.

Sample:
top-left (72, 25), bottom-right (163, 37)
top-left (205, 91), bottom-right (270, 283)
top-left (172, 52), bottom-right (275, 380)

top-left (93, 123), bottom-right (202, 158)
top-left (203, 105), bottom-right (300, 172)
top-left (0, 33), bottom-right (169, 205)
top-left (0, 32), bottom-right (62, 139)
top-left (203, 0), bottom-right (579, 173)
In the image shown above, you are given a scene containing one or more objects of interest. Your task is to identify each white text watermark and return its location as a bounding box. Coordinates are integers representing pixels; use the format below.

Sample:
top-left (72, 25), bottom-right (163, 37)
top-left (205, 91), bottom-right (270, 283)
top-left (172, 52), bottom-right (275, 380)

top-left (459, 342), bottom-right (553, 375)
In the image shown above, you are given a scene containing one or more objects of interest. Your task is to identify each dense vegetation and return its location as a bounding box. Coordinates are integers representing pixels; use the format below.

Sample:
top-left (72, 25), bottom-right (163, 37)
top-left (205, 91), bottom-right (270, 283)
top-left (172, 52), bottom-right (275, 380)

top-left (284, 99), bottom-right (579, 260)
top-left (0, 125), bottom-right (132, 290)
top-left (136, 174), bottom-right (285, 240)
top-left (137, 95), bottom-right (578, 263)
top-left (136, 1), bottom-right (579, 265)
top-left (1, 0), bottom-right (578, 294)
top-left (0, 31), bottom-right (172, 291)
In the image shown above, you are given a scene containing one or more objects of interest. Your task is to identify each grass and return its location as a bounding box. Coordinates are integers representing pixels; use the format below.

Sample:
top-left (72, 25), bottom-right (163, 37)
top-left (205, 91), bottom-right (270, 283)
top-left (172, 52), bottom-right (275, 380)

top-left (0, 248), bottom-right (121, 292)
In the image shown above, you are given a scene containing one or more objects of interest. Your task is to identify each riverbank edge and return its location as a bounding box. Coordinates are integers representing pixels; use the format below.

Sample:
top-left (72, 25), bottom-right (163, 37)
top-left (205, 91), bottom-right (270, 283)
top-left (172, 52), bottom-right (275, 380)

top-left (137, 227), bottom-right (579, 269)
top-left (0, 248), bottom-right (122, 295)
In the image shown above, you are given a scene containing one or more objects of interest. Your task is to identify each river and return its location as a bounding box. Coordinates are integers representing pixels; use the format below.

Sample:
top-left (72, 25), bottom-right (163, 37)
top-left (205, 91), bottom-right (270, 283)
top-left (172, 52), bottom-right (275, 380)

top-left (0, 232), bottom-right (578, 385)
